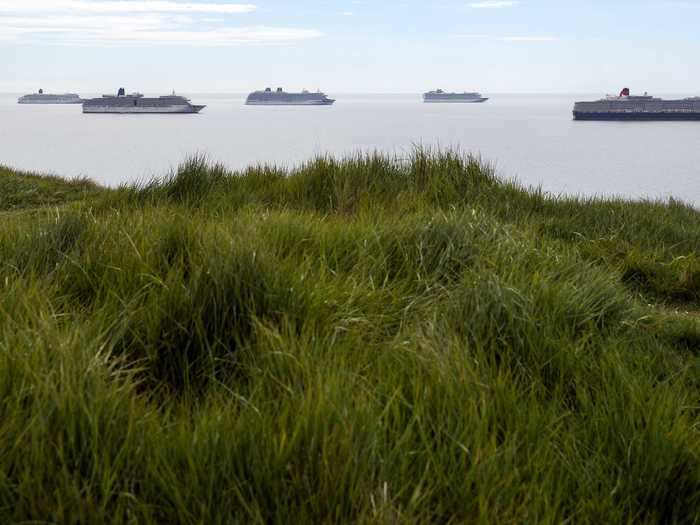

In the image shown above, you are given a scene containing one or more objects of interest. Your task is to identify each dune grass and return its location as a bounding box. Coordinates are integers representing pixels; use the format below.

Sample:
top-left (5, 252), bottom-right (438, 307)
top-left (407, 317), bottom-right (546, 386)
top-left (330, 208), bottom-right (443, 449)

top-left (1, 150), bottom-right (699, 523)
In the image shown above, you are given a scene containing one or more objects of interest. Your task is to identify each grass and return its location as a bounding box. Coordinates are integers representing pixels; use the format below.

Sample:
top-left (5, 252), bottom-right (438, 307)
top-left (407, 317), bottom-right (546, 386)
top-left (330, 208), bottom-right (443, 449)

top-left (0, 164), bottom-right (100, 211)
top-left (1, 150), bottom-right (699, 523)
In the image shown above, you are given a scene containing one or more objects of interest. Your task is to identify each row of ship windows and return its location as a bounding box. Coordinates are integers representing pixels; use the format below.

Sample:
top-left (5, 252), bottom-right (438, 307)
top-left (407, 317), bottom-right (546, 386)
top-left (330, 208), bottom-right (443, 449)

top-left (611, 106), bottom-right (696, 109)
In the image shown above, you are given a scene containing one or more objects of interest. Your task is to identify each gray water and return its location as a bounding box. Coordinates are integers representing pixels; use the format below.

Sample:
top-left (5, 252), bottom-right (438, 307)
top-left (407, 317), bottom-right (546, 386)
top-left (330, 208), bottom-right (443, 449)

top-left (2, 93), bottom-right (699, 205)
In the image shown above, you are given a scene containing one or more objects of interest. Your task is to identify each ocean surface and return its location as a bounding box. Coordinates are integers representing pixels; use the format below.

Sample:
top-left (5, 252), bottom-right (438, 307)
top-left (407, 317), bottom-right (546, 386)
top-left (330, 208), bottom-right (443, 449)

top-left (2, 93), bottom-right (700, 206)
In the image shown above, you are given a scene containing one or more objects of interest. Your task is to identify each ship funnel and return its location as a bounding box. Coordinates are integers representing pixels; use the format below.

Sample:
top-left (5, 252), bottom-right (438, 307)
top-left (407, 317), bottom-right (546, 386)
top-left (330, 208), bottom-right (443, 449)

top-left (620, 87), bottom-right (630, 97)
top-left (38, 88), bottom-right (43, 94)
top-left (118, 87), bottom-right (125, 97)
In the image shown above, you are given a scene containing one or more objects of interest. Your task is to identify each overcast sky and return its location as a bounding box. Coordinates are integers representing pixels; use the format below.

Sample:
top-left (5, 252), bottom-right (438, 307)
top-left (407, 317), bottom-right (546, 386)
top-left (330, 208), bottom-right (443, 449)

top-left (1, 0), bottom-right (699, 93)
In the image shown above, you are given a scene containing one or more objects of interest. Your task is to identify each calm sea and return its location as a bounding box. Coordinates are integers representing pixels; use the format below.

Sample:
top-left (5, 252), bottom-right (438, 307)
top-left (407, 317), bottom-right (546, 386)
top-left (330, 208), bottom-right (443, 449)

top-left (2, 93), bottom-right (699, 206)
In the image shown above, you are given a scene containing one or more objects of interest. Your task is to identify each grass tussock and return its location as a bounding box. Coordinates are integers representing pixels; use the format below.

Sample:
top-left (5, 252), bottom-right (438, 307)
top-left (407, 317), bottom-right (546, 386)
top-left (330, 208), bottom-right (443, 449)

top-left (1, 149), bottom-right (700, 523)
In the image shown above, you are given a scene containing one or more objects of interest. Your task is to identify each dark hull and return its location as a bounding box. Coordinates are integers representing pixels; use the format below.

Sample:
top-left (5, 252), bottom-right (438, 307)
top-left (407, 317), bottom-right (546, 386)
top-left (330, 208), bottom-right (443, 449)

top-left (83, 111), bottom-right (204, 114)
top-left (574, 111), bottom-right (700, 121)
top-left (83, 105), bottom-right (205, 114)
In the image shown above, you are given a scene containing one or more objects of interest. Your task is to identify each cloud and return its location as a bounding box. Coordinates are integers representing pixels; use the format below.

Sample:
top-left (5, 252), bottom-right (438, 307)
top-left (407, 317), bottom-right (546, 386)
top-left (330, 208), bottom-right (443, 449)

top-left (0, 0), bottom-right (256, 14)
top-left (469, 1), bottom-right (518, 8)
top-left (1, 15), bottom-right (166, 32)
top-left (1, 20), bottom-right (322, 46)
top-left (498, 36), bottom-right (558, 42)
top-left (70, 27), bottom-right (322, 46)
top-left (0, 0), bottom-right (323, 45)
top-left (455, 34), bottom-right (558, 42)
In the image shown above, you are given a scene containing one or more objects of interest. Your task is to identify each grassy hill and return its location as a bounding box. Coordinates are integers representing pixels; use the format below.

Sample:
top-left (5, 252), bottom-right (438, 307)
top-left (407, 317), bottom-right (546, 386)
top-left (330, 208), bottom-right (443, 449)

top-left (1, 151), bottom-right (699, 523)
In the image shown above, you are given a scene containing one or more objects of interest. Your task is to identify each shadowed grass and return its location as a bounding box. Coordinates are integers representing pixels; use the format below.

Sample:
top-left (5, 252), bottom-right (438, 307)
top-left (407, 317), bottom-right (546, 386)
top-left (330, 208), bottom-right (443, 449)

top-left (1, 150), bottom-right (700, 523)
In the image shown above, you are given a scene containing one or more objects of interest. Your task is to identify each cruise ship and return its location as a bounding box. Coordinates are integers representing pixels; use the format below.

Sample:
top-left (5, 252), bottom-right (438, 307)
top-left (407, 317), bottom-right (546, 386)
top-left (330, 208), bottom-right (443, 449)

top-left (423, 90), bottom-right (488, 103)
top-left (573, 88), bottom-right (700, 120)
top-left (18, 89), bottom-right (82, 104)
top-left (82, 88), bottom-right (205, 114)
top-left (246, 88), bottom-right (335, 106)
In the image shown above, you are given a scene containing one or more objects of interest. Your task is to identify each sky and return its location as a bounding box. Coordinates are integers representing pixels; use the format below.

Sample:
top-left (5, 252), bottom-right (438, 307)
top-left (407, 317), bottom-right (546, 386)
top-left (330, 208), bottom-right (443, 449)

top-left (1, 0), bottom-right (699, 93)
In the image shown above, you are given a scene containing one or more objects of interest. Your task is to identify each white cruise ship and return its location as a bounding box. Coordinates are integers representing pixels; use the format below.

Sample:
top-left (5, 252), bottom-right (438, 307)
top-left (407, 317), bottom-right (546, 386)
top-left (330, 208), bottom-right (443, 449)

top-left (82, 88), bottom-right (205, 114)
top-left (18, 89), bottom-right (82, 104)
top-left (423, 90), bottom-right (488, 103)
top-left (246, 88), bottom-right (335, 106)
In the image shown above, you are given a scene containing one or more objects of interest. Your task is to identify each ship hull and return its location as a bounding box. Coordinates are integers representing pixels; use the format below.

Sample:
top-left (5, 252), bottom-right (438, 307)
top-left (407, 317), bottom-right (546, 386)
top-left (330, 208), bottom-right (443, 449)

top-left (424, 98), bottom-right (488, 103)
top-left (83, 105), bottom-right (205, 114)
top-left (574, 111), bottom-right (700, 121)
top-left (18, 99), bottom-right (82, 104)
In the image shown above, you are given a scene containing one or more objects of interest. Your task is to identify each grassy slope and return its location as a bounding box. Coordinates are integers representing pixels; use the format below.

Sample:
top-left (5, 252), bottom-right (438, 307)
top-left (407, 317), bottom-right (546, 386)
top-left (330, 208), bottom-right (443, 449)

top-left (0, 165), bottom-right (100, 211)
top-left (1, 152), bottom-right (699, 524)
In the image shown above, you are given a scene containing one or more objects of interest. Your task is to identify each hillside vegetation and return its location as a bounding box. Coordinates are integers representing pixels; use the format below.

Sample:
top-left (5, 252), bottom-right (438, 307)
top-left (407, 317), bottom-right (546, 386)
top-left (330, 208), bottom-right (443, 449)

top-left (1, 151), bottom-right (700, 524)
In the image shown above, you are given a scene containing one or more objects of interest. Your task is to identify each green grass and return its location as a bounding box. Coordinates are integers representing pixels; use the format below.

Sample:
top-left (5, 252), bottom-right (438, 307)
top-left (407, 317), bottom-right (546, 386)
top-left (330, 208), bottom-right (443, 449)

top-left (1, 150), bottom-right (700, 524)
top-left (0, 164), bottom-right (100, 211)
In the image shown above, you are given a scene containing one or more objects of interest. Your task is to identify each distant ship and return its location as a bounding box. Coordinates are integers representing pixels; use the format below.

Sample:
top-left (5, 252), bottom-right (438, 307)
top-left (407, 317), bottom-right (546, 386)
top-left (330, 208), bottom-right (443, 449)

top-left (423, 90), bottom-right (488, 103)
top-left (573, 88), bottom-right (700, 120)
top-left (246, 88), bottom-right (335, 106)
top-left (18, 89), bottom-right (82, 104)
top-left (82, 88), bottom-right (205, 114)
